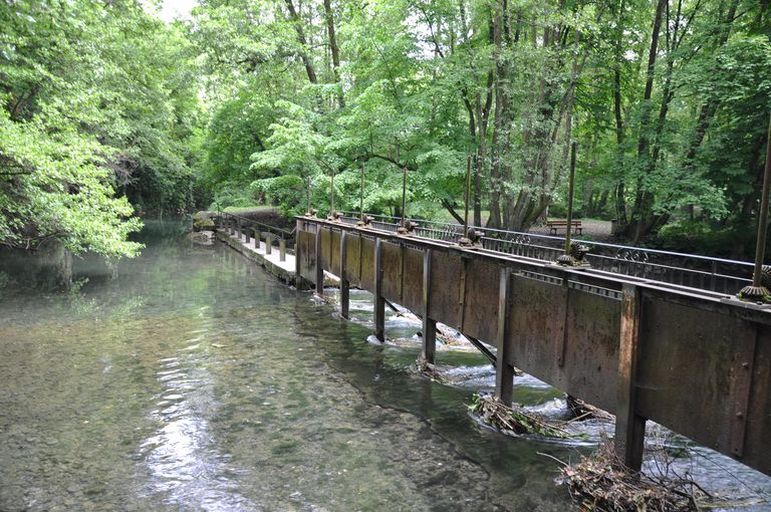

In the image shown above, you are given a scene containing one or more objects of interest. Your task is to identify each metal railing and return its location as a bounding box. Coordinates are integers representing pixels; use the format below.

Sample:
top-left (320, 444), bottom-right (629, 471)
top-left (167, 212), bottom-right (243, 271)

top-left (216, 211), bottom-right (296, 260)
top-left (338, 211), bottom-right (753, 294)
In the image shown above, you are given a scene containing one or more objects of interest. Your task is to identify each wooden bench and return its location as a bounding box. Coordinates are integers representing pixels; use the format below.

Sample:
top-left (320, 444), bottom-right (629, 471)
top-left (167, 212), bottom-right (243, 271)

top-left (546, 219), bottom-right (582, 235)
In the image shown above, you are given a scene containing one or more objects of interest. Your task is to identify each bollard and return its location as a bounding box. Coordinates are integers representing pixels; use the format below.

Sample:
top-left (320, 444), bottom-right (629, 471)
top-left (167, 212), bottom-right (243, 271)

top-left (266, 233), bottom-right (272, 255)
top-left (279, 238), bottom-right (286, 262)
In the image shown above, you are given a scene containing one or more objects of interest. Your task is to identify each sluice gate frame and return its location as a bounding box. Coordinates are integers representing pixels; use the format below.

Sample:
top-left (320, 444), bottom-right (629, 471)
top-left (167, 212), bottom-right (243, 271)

top-left (295, 216), bottom-right (771, 477)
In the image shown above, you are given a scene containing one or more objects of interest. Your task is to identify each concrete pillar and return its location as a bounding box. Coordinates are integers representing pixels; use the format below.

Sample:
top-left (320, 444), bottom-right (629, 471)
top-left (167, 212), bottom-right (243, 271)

top-left (266, 233), bottom-right (272, 255)
top-left (421, 249), bottom-right (436, 364)
top-left (374, 237), bottom-right (385, 342)
top-left (244, 223), bottom-right (251, 244)
top-left (495, 266), bottom-right (514, 405)
top-left (280, 238), bottom-right (287, 262)
top-left (614, 283), bottom-right (646, 471)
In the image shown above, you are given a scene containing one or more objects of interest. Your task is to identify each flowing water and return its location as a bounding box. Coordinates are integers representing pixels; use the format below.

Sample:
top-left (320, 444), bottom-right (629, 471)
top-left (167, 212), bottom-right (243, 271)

top-left (0, 221), bottom-right (769, 511)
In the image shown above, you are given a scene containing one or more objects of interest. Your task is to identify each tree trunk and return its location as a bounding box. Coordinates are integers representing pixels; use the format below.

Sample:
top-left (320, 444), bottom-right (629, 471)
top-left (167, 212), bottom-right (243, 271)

top-left (323, 0), bottom-right (344, 107)
top-left (284, 0), bottom-right (318, 84)
top-left (627, 0), bottom-right (666, 242)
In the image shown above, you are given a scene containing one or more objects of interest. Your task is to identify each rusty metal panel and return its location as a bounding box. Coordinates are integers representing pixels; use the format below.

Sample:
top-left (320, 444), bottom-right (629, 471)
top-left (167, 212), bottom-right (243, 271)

top-left (744, 328), bottom-right (771, 475)
top-left (359, 236), bottom-right (375, 290)
top-left (380, 241), bottom-right (402, 303)
top-left (297, 230), bottom-right (316, 282)
top-left (400, 246), bottom-right (424, 312)
top-left (562, 286), bottom-right (621, 412)
top-left (329, 229), bottom-right (342, 277)
top-left (636, 295), bottom-right (756, 458)
top-left (459, 258), bottom-right (500, 345)
top-left (427, 250), bottom-right (462, 328)
top-left (506, 273), bottom-right (567, 390)
top-left (343, 233), bottom-right (361, 286)
top-left (320, 228), bottom-right (333, 272)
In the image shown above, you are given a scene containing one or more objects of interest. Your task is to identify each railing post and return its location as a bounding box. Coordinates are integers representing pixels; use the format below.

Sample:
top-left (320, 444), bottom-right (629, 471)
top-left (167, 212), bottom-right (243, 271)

top-left (252, 228), bottom-right (259, 248)
top-left (340, 231), bottom-right (349, 319)
top-left (615, 283), bottom-right (646, 471)
top-left (266, 233), bottom-right (272, 255)
top-left (374, 237), bottom-right (385, 342)
top-left (236, 218), bottom-right (242, 239)
top-left (244, 223), bottom-right (251, 244)
top-left (280, 238), bottom-right (286, 262)
top-left (495, 266), bottom-right (514, 405)
top-left (421, 249), bottom-right (436, 364)
top-left (315, 225), bottom-right (323, 295)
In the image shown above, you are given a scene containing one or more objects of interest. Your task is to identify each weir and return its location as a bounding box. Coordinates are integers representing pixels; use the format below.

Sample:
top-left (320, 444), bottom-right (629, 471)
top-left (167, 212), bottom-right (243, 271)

top-left (291, 215), bottom-right (771, 477)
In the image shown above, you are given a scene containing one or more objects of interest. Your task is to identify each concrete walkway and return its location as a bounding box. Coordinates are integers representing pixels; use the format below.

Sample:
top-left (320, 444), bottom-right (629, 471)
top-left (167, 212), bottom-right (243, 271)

top-left (216, 229), bottom-right (297, 284)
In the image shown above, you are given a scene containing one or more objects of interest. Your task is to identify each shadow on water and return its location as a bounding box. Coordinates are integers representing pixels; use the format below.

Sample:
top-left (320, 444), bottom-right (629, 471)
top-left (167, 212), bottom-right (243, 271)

top-left (0, 221), bottom-right (769, 511)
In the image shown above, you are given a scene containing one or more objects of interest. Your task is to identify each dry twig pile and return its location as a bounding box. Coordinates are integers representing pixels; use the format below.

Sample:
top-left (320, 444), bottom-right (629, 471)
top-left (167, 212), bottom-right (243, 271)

top-left (469, 393), bottom-right (570, 438)
top-left (560, 443), bottom-right (702, 511)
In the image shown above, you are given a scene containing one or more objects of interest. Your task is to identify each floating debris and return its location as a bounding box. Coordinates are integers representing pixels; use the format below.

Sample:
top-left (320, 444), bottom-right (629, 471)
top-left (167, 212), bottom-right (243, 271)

top-left (565, 394), bottom-right (614, 422)
top-left (415, 358), bottom-right (445, 382)
top-left (558, 442), bottom-right (704, 512)
top-left (468, 393), bottom-right (570, 439)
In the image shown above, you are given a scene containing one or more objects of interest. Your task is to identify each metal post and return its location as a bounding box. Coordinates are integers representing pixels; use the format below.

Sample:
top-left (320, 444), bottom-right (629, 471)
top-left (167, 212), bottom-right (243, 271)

top-left (401, 166), bottom-right (407, 228)
top-left (464, 155), bottom-right (471, 237)
top-left (340, 231), bottom-right (349, 319)
top-left (330, 169), bottom-right (335, 218)
top-left (739, 114), bottom-right (771, 301)
top-left (306, 176), bottom-right (312, 216)
top-left (279, 238), bottom-right (286, 262)
top-left (421, 249), bottom-right (436, 364)
top-left (315, 227), bottom-right (323, 294)
top-left (459, 156), bottom-right (472, 246)
top-left (558, 142), bottom-right (577, 265)
top-left (360, 162), bottom-right (365, 220)
top-left (615, 284), bottom-right (646, 471)
top-left (495, 266), bottom-right (514, 405)
top-left (374, 238), bottom-right (385, 342)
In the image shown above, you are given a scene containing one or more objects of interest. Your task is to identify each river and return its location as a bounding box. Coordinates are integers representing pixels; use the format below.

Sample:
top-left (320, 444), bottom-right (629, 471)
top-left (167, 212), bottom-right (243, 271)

top-left (0, 222), bottom-right (769, 511)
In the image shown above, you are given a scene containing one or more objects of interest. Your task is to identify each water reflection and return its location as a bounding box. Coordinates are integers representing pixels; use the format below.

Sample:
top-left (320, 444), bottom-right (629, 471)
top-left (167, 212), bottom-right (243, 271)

top-left (0, 223), bottom-right (768, 511)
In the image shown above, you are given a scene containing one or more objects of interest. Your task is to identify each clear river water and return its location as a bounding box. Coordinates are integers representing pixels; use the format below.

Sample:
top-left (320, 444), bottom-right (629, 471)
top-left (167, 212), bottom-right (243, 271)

top-left (1, 221), bottom-right (770, 511)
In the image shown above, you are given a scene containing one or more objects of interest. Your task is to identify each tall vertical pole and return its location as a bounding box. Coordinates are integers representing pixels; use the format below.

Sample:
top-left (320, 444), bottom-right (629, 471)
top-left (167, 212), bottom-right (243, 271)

top-left (401, 166), bottom-right (408, 227)
top-left (464, 155), bottom-right (472, 238)
top-left (360, 162), bottom-right (365, 220)
top-left (740, 114), bottom-right (771, 300)
top-left (306, 176), bottom-right (312, 215)
top-left (330, 169), bottom-right (335, 218)
top-left (564, 142), bottom-right (577, 254)
top-left (458, 155), bottom-right (471, 246)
